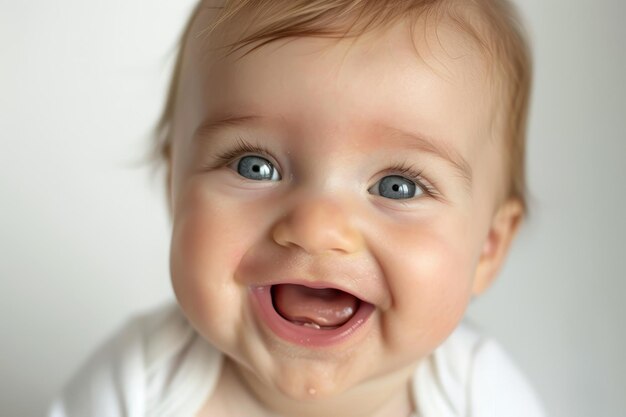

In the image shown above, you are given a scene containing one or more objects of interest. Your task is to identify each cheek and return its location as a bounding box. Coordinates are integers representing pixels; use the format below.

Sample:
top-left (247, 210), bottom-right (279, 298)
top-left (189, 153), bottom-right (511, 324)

top-left (169, 180), bottom-right (262, 344)
top-left (374, 217), bottom-right (475, 354)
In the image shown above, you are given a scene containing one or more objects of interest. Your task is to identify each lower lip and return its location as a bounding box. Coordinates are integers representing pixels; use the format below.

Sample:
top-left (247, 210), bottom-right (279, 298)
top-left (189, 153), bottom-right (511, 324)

top-left (249, 285), bottom-right (375, 348)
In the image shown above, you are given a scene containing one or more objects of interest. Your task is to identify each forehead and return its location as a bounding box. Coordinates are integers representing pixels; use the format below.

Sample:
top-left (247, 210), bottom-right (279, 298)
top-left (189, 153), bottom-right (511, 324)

top-left (177, 7), bottom-right (496, 165)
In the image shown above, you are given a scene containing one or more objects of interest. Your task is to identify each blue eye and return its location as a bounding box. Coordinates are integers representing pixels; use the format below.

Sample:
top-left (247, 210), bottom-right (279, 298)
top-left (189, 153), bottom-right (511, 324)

top-left (237, 155), bottom-right (281, 181)
top-left (370, 175), bottom-right (422, 200)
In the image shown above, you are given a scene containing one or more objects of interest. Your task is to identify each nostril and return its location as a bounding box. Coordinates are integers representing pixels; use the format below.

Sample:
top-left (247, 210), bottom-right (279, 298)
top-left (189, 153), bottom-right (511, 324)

top-left (270, 198), bottom-right (364, 255)
top-left (271, 221), bottom-right (293, 248)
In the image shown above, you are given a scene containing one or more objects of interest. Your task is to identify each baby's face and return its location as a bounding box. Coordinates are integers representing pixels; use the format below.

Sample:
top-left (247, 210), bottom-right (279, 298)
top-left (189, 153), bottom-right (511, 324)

top-left (169, 9), bottom-right (508, 401)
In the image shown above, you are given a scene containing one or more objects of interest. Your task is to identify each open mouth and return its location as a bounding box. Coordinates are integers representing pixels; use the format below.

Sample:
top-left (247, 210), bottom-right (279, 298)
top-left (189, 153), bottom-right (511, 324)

top-left (271, 284), bottom-right (361, 330)
top-left (249, 283), bottom-right (375, 347)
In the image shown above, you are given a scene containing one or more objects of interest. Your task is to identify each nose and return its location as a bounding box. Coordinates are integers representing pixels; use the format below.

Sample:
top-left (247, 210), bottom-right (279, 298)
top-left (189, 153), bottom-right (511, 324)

top-left (271, 197), bottom-right (364, 255)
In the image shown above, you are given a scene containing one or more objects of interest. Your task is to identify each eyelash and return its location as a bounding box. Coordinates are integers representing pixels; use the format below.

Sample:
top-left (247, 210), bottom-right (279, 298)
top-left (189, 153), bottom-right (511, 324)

top-left (213, 138), bottom-right (276, 165)
top-left (381, 162), bottom-right (439, 198)
top-left (210, 138), bottom-right (440, 198)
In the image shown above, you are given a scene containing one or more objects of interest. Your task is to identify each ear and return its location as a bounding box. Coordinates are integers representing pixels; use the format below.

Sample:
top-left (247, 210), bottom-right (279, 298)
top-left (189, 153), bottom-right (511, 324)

top-left (472, 198), bottom-right (525, 296)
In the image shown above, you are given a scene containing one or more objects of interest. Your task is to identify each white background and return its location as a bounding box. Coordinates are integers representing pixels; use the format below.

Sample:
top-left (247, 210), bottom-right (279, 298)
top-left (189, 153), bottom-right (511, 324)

top-left (1, 1), bottom-right (625, 416)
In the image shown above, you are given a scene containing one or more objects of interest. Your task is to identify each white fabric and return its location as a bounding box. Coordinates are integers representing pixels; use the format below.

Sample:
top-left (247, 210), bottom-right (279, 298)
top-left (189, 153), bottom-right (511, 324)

top-left (48, 302), bottom-right (545, 417)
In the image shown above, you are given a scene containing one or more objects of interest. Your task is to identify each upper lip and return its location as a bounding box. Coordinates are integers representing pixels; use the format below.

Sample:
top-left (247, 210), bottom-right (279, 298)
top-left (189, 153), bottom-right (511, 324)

top-left (239, 261), bottom-right (389, 308)
top-left (253, 279), bottom-right (375, 305)
top-left (238, 253), bottom-right (388, 308)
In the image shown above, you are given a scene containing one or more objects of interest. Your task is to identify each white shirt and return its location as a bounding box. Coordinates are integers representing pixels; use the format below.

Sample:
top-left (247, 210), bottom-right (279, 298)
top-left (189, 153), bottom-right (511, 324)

top-left (48, 302), bottom-right (546, 417)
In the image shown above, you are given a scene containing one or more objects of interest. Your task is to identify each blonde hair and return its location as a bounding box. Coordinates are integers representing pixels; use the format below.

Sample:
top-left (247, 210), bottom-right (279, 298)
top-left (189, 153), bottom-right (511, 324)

top-left (151, 0), bottom-right (532, 214)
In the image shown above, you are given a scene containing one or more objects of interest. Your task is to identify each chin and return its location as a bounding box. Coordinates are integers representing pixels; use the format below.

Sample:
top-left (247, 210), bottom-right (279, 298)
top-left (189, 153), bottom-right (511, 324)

top-left (271, 369), bottom-right (347, 401)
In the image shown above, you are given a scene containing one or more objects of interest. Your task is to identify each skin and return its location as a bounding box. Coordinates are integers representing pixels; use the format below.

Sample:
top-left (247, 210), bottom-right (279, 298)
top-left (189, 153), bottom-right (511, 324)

top-left (167, 7), bottom-right (524, 417)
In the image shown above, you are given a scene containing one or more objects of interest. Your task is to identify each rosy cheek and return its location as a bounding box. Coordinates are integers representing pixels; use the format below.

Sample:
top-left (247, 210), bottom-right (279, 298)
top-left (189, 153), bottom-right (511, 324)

top-left (376, 222), bottom-right (474, 350)
top-left (175, 184), bottom-right (245, 263)
top-left (170, 189), bottom-right (236, 307)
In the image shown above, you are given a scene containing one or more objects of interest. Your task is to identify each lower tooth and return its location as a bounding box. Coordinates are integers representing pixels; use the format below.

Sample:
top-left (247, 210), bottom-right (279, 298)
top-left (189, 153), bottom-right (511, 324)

top-left (303, 322), bottom-right (321, 330)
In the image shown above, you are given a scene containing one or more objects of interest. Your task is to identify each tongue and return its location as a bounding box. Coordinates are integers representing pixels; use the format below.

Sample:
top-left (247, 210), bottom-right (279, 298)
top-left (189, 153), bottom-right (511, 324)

top-left (272, 284), bottom-right (359, 328)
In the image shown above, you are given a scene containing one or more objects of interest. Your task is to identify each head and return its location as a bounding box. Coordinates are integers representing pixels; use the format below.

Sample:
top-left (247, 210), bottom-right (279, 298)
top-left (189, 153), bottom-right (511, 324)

top-left (152, 0), bottom-right (532, 408)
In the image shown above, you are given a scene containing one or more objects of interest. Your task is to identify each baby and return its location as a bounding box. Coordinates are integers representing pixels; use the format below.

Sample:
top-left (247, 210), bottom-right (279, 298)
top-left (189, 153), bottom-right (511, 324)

top-left (49, 0), bottom-right (545, 416)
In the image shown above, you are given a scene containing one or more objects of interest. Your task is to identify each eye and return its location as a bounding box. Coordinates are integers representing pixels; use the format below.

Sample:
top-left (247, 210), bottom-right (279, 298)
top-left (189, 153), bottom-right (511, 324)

top-left (369, 175), bottom-right (423, 200)
top-left (236, 155), bottom-right (281, 181)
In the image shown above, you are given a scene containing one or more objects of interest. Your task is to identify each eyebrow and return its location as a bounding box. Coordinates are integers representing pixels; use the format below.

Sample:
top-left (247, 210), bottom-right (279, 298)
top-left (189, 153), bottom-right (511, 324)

top-left (379, 125), bottom-right (473, 190)
top-left (194, 113), bottom-right (265, 137)
top-left (194, 113), bottom-right (473, 189)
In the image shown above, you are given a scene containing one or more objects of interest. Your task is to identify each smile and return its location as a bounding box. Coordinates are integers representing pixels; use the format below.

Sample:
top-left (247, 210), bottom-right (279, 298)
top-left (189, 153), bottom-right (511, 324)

top-left (249, 283), bottom-right (375, 348)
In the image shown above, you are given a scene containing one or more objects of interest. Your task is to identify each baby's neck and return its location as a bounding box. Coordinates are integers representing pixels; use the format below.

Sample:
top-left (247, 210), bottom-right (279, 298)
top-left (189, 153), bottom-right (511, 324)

top-left (203, 357), bottom-right (416, 417)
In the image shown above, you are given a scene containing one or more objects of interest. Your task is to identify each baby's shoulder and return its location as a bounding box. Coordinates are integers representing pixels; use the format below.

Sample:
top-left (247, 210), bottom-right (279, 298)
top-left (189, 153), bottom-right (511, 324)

top-left (49, 302), bottom-right (221, 417)
top-left (412, 322), bottom-right (546, 417)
